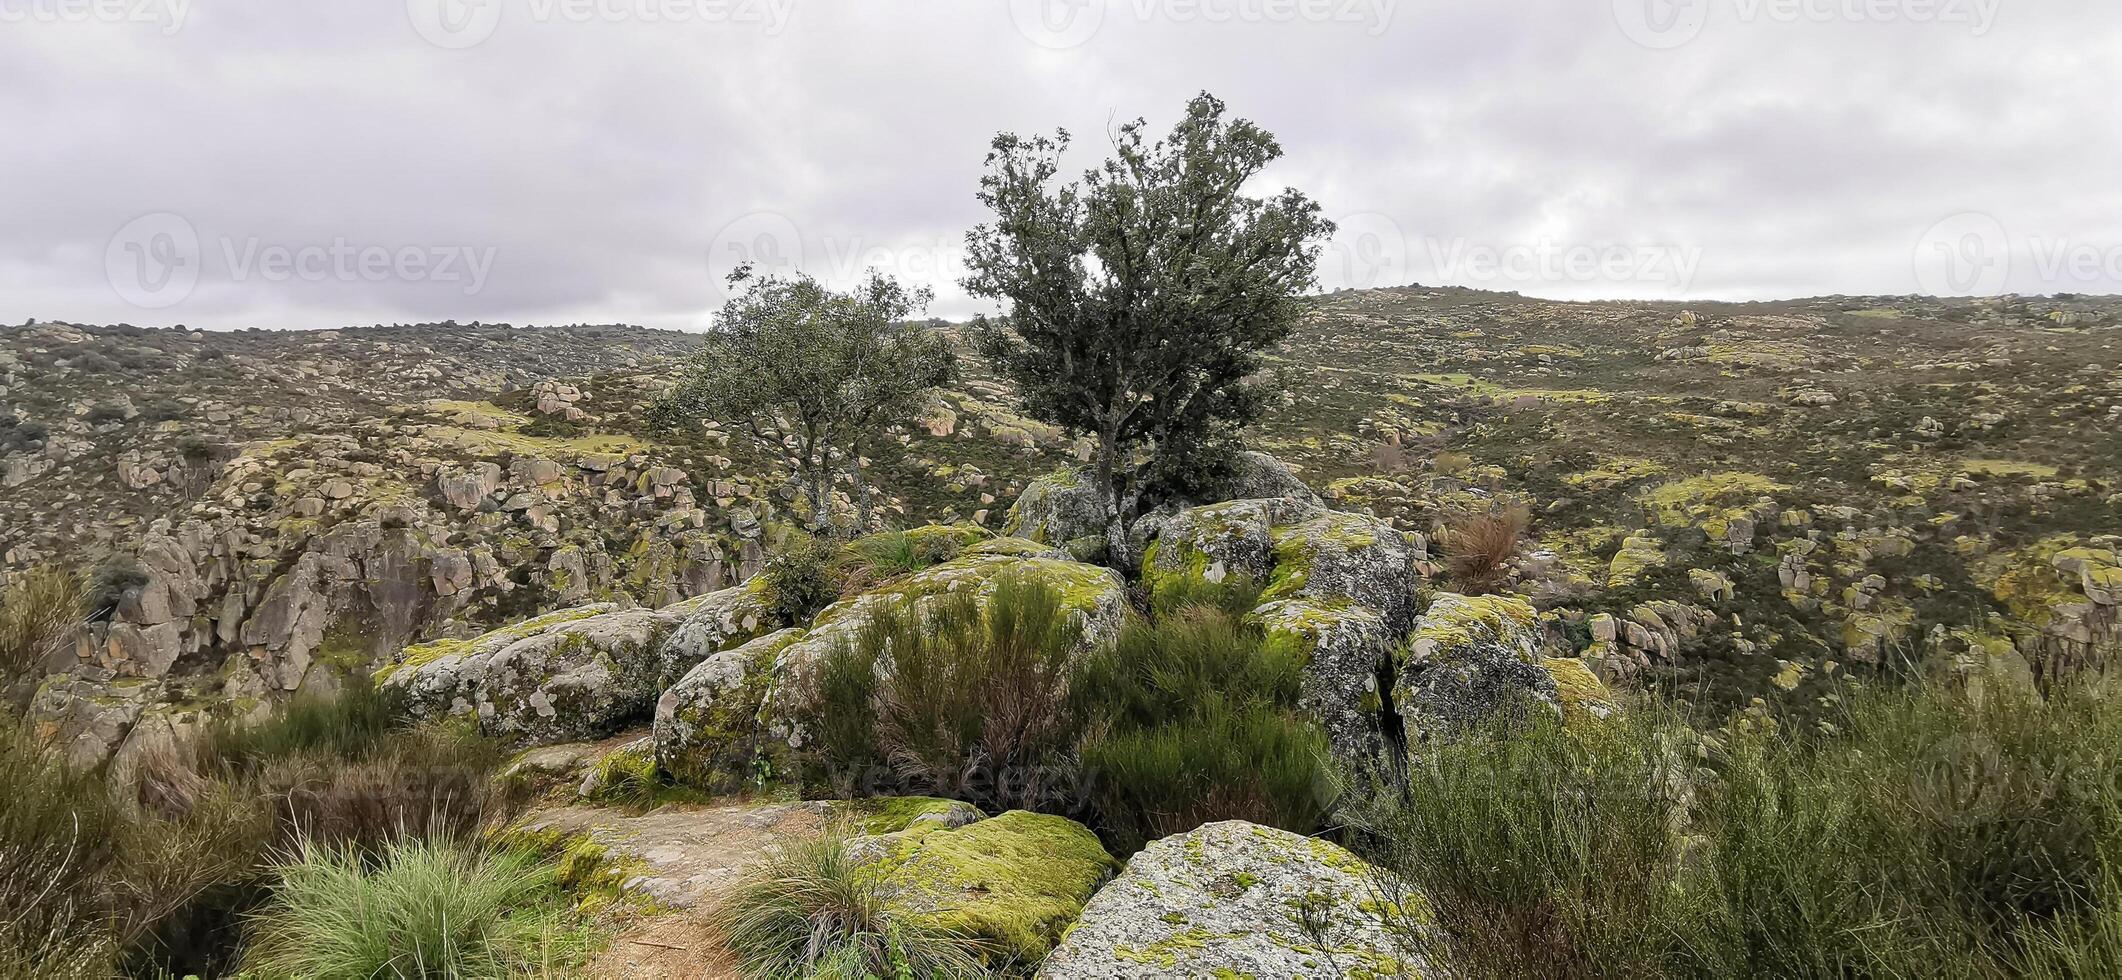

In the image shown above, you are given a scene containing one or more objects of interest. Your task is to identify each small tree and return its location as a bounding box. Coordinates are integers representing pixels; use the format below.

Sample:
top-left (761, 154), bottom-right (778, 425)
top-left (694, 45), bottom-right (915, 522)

top-left (655, 267), bottom-right (955, 531)
top-left (964, 92), bottom-right (1332, 564)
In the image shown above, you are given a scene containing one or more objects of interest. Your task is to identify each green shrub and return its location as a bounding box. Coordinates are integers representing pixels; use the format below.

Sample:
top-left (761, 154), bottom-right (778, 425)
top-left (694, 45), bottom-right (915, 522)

top-left (760, 530), bottom-right (848, 622)
top-left (85, 555), bottom-right (148, 621)
top-left (242, 837), bottom-right (591, 979)
top-left (839, 528), bottom-right (968, 593)
top-left (1348, 675), bottom-right (2122, 978)
top-left (0, 565), bottom-right (81, 700)
top-left (1343, 702), bottom-right (1694, 976)
top-left (806, 575), bottom-right (1081, 811)
top-left (1070, 605), bottom-right (1333, 854)
top-left (708, 826), bottom-right (996, 979)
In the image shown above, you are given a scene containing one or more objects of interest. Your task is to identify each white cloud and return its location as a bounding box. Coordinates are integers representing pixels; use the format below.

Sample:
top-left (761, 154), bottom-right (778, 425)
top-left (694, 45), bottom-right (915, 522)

top-left (2, 0), bottom-right (2118, 329)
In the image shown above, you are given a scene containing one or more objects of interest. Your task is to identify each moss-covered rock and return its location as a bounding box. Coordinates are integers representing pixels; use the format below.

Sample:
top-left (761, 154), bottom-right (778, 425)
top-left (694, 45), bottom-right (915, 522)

top-left (871, 809), bottom-right (1116, 964)
top-left (653, 628), bottom-right (803, 792)
top-left (1143, 497), bottom-right (1325, 607)
top-left (1004, 468), bottom-right (1105, 545)
top-left (1394, 592), bottom-right (1571, 748)
top-left (1037, 820), bottom-right (1438, 979)
top-left (1252, 597), bottom-right (1393, 769)
top-left (650, 577), bottom-right (784, 688)
top-left (1640, 472), bottom-right (1787, 541)
top-left (1262, 510), bottom-right (1425, 632)
top-left (383, 600), bottom-right (693, 745)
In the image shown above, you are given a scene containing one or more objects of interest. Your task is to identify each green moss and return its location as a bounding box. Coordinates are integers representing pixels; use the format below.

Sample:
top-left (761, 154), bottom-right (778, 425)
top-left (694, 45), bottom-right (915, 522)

top-left (844, 796), bottom-right (970, 835)
top-left (1607, 532), bottom-right (1668, 588)
top-left (1540, 658), bottom-right (1614, 720)
top-left (1409, 593), bottom-right (1539, 662)
top-left (873, 810), bottom-right (1116, 963)
top-left (378, 605), bottom-right (608, 682)
top-left (1640, 472), bottom-right (1789, 539)
top-left (487, 826), bottom-right (660, 915)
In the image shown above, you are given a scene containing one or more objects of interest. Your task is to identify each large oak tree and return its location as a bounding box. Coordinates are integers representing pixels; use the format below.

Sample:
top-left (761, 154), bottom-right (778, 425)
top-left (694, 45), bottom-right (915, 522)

top-left (964, 92), bottom-right (1333, 563)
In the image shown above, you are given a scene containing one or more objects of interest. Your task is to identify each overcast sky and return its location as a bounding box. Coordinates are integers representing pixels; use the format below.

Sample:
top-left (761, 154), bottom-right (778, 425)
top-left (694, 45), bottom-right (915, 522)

top-left (3, 0), bottom-right (2119, 330)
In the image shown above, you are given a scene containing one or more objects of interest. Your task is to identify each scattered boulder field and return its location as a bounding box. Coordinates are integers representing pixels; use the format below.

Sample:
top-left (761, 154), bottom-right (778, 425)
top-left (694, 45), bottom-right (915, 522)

top-left (7, 287), bottom-right (2122, 973)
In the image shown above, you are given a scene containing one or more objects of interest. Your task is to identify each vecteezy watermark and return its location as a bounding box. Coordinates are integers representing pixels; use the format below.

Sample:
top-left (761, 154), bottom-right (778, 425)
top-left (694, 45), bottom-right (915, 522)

top-left (406, 0), bottom-right (795, 49)
top-left (1009, 0), bottom-right (1396, 50)
top-left (0, 0), bottom-right (190, 35)
top-left (1422, 236), bottom-right (1705, 294)
top-left (706, 211), bottom-right (971, 301)
top-left (1322, 212), bottom-right (1412, 292)
top-left (106, 212), bottom-right (499, 310)
top-left (1614, 0), bottom-right (2001, 50)
top-left (1913, 211), bottom-right (2122, 296)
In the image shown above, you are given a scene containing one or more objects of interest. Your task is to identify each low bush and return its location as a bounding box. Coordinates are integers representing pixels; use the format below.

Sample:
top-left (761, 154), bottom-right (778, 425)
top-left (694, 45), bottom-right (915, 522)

top-left (1439, 502), bottom-right (1530, 595)
top-left (760, 530), bottom-right (848, 622)
top-left (0, 565), bottom-right (81, 701)
top-left (1071, 605), bottom-right (1334, 853)
top-left (242, 837), bottom-right (591, 979)
top-left (708, 826), bottom-right (996, 979)
top-left (806, 575), bottom-right (1081, 811)
top-left (1349, 675), bottom-right (2122, 978)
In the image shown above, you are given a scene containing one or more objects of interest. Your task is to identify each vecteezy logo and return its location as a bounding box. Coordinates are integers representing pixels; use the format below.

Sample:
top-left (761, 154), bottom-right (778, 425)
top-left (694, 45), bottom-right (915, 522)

top-left (1325, 212), bottom-right (1410, 292)
top-left (1009, 0), bottom-right (1105, 50)
top-left (407, 0), bottom-right (502, 49)
top-left (1613, 0), bottom-right (1709, 49)
top-left (106, 213), bottom-right (200, 310)
top-left (708, 211), bottom-right (806, 296)
top-left (1914, 212), bottom-right (2011, 296)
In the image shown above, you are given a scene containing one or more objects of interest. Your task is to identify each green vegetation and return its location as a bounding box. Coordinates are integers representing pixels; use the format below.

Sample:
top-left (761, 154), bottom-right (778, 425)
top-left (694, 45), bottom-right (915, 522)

top-left (242, 837), bottom-right (592, 979)
top-left (806, 574), bottom-right (1081, 811)
top-left (966, 91), bottom-right (1334, 564)
top-left (1349, 674), bottom-right (2122, 978)
top-left (653, 267), bottom-right (956, 529)
top-left (0, 565), bottom-right (79, 704)
top-left (1072, 601), bottom-right (1334, 854)
top-left (708, 825), bottom-right (998, 979)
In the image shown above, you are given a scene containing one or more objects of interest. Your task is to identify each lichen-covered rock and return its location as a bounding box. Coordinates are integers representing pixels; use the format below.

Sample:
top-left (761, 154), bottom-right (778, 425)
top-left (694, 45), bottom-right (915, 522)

top-left (1222, 450), bottom-right (1323, 503)
top-left (871, 810), bottom-right (1115, 964)
top-left (1394, 593), bottom-right (1614, 747)
top-left (650, 578), bottom-right (783, 688)
top-left (1004, 469), bottom-right (1106, 545)
top-left (383, 601), bottom-right (691, 744)
top-left (1037, 821), bottom-right (1437, 979)
top-left (653, 628), bottom-right (802, 792)
top-left (1264, 510), bottom-right (1425, 632)
top-left (1252, 597), bottom-right (1392, 768)
top-left (1144, 496), bottom-right (1326, 603)
top-left (28, 676), bottom-right (166, 770)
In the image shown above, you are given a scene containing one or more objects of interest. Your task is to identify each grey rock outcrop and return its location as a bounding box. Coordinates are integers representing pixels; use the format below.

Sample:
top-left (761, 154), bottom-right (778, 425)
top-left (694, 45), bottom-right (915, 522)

top-left (1038, 821), bottom-right (1438, 979)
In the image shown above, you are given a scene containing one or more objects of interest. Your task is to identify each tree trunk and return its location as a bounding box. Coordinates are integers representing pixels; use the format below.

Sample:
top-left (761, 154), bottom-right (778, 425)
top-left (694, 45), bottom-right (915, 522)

top-left (1093, 428), bottom-right (1138, 571)
top-left (847, 440), bottom-right (873, 533)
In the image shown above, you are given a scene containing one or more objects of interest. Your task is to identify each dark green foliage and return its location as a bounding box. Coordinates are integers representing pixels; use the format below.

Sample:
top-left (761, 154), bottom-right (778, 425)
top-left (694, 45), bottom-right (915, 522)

top-left (965, 92), bottom-right (1334, 560)
top-left (843, 528), bottom-right (966, 585)
top-left (807, 576), bottom-right (1081, 812)
top-left (1349, 678), bottom-right (2122, 978)
top-left (760, 530), bottom-right (849, 623)
top-left (654, 268), bottom-right (955, 529)
top-left (1070, 605), bottom-right (1333, 853)
top-left (204, 679), bottom-right (404, 769)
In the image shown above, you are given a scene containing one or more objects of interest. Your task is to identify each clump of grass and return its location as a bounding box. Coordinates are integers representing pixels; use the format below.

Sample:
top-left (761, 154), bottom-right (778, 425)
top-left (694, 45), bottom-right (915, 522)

top-left (839, 528), bottom-right (967, 595)
top-left (708, 826), bottom-right (996, 979)
top-left (1350, 674), bottom-right (2122, 978)
top-left (1439, 502), bottom-right (1530, 595)
top-left (1071, 604), bottom-right (1334, 854)
top-left (242, 837), bottom-right (591, 979)
top-left (0, 565), bottom-right (82, 703)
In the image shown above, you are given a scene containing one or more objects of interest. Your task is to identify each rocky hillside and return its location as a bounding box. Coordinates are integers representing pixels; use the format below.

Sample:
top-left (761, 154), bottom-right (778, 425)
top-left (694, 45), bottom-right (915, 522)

top-left (8, 288), bottom-right (2122, 757)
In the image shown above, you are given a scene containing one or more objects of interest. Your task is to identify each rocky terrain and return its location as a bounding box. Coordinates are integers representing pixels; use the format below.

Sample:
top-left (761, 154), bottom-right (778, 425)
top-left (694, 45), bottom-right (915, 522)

top-left (7, 287), bottom-right (2122, 764)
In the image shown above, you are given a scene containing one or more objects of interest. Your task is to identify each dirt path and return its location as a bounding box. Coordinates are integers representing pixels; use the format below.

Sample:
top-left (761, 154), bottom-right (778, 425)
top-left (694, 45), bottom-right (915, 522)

top-left (517, 798), bottom-right (832, 978)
